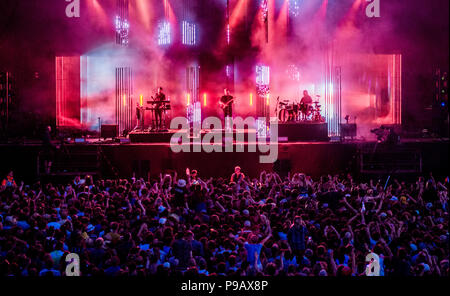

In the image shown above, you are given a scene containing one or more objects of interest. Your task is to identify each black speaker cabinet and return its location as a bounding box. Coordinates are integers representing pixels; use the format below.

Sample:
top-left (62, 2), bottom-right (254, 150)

top-left (340, 124), bottom-right (357, 138)
top-left (101, 124), bottom-right (118, 139)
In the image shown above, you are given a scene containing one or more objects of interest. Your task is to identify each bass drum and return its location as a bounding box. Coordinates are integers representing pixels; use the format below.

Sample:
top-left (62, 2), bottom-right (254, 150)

top-left (278, 109), bottom-right (288, 122)
top-left (299, 103), bottom-right (307, 114)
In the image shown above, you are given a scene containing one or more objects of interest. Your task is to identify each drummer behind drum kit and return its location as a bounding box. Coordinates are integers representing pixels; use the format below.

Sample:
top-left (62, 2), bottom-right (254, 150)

top-left (276, 95), bottom-right (325, 123)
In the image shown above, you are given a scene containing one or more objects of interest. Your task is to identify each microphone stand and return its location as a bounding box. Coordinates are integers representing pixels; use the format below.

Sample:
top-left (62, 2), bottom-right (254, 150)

top-left (275, 96), bottom-right (279, 122)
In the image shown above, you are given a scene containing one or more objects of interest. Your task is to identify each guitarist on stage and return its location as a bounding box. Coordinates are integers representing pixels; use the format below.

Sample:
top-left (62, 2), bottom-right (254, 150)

top-left (219, 88), bottom-right (234, 127)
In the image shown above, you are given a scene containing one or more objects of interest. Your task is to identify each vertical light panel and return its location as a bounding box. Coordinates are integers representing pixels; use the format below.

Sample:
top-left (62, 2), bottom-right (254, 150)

top-left (55, 56), bottom-right (81, 128)
top-left (327, 67), bottom-right (341, 137)
top-left (194, 102), bottom-right (201, 129)
top-left (182, 21), bottom-right (196, 45)
top-left (256, 65), bottom-right (270, 121)
top-left (115, 67), bottom-right (133, 135)
top-left (392, 54), bottom-right (402, 125)
top-left (289, 0), bottom-right (301, 17)
top-left (115, 0), bottom-right (129, 46)
top-left (324, 48), bottom-right (341, 137)
top-left (158, 21), bottom-right (171, 45)
top-left (80, 56), bottom-right (88, 127)
top-left (186, 66), bottom-right (200, 124)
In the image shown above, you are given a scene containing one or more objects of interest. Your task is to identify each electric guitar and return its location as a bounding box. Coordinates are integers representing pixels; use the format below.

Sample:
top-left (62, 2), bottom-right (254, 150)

top-left (219, 97), bottom-right (235, 109)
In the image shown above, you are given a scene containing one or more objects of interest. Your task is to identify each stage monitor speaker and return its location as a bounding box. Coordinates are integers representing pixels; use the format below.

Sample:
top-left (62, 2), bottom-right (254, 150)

top-left (101, 124), bottom-right (118, 139)
top-left (276, 123), bottom-right (329, 141)
top-left (340, 124), bottom-right (357, 138)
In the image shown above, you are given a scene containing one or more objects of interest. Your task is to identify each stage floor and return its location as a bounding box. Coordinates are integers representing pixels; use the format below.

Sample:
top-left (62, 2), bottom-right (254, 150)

top-left (0, 137), bottom-right (448, 182)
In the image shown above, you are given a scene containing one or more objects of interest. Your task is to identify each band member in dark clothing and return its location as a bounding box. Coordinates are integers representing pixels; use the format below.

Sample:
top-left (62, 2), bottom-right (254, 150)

top-left (300, 90), bottom-right (313, 106)
top-left (42, 125), bottom-right (56, 174)
top-left (300, 90), bottom-right (313, 120)
top-left (220, 88), bottom-right (234, 119)
top-left (135, 102), bottom-right (142, 131)
top-left (153, 87), bottom-right (166, 130)
top-left (220, 88), bottom-right (234, 129)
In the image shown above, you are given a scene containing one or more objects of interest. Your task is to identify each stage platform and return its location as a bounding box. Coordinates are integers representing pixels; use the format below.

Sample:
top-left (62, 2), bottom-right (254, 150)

top-left (129, 122), bottom-right (329, 143)
top-left (0, 137), bottom-right (448, 183)
top-left (276, 122), bottom-right (329, 142)
top-left (129, 130), bottom-right (177, 143)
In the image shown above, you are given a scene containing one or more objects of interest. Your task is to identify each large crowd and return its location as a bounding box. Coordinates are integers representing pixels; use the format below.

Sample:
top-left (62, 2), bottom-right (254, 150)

top-left (0, 167), bottom-right (448, 276)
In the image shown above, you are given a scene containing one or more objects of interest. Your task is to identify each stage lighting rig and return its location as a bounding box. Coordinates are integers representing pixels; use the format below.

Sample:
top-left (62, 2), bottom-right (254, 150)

top-left (182, 21), bottom-right (196, 46)
top-left (158, 21), bottom-right (171, 46)
top-left (289, 0), bottom-right (302, 17)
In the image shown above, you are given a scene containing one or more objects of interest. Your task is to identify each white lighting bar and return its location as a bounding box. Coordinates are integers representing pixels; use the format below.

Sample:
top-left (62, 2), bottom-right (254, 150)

top-left (158, 21), bottom-right (171, 45)
top-left (182, 21), bottom-right (196, 45)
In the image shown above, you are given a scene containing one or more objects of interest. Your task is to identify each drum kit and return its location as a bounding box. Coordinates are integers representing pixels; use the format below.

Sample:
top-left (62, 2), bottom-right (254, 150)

top-left (277, 95), bottom-right (325, 123)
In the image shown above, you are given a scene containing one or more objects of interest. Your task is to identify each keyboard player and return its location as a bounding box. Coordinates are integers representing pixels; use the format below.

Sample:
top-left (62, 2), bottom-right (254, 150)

top-left (152, 87), bottom-right (166, 130)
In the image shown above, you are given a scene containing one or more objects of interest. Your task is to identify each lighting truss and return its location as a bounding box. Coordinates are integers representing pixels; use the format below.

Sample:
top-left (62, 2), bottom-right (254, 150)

top-left (286, 64), bottom-right (300, 81)
top-left (256, 65), bottom-right (270, 129)
top-left (261, 0), bottom-right (268, 23)
top-left (256, 65), bottom-right (270, 94)
top-left (158, 20), bottom-right (171, 45)
top-left (115, 0), bottom-right (129, 46)
top-left (115, 16), bottom-right (130, 46)
top-left (182, 21), bottom-right (196, 45)
top-left (289, 0), bottom-right (301, 18)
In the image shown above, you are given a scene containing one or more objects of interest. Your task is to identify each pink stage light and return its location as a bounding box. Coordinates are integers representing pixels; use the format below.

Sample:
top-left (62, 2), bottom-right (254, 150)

top-left (230, 0), bottom-right (247, 28)
top-left (203, 93), bottom-right (207, 107)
